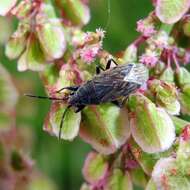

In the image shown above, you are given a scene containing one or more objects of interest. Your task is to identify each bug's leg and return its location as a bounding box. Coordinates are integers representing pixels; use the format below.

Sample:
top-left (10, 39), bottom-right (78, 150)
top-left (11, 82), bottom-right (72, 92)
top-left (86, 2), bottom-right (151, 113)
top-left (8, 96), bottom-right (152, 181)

top-left (56, 86), bottom-right (79, 93)
top-left (112, 100), bottom-right (123, 108)
top-left (59, 105), bottom-right (72, 139)
top-left (74, 105), bottom-right (86, 113)
top-left (106, 58), bottom-right (118, 70)
top-left (112, 97), bottom-right (128, 108)
top-left (96, 65), bottom-right (105, 74)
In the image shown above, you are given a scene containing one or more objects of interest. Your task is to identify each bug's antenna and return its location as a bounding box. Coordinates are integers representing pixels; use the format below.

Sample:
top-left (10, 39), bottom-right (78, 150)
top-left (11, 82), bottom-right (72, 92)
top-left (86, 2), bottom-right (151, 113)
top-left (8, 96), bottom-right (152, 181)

top-left (104, 0), bottom-right (111, 31)
top-left (24, 94), bottom-right (68, 101)
top-left (59, 105), bottom-right (72, 140)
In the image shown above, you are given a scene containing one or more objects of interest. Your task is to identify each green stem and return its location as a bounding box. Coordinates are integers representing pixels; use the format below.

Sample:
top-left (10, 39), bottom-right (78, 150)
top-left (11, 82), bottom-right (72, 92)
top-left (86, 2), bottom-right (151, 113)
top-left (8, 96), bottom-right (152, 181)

top-left (160, 23), bottom-right (174, 34)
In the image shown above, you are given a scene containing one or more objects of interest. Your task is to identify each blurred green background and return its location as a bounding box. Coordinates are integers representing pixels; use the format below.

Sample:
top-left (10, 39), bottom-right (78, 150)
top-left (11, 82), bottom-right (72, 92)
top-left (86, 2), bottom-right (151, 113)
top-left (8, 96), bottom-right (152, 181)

top-left (0, 0), bottom-right (153, 189)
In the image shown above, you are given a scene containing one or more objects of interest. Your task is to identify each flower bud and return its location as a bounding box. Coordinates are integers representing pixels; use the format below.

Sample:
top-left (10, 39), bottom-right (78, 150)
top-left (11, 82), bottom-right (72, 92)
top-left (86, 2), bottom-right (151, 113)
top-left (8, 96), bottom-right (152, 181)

top-left (128, 93), bottom-right (175, 153)
top-left (148, 79), bottom-right (180, 115)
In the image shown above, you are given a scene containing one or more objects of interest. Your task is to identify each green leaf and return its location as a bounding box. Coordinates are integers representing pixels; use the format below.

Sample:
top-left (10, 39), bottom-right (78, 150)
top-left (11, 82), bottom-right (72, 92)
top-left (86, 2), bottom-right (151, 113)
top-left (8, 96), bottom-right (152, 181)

top-left (80, 104), bottom-right (131, 154)
top-left (0, 0), bottom-right (17, 16)
top-left (104, 169), bottom-right (133, 190)
top-left (156, 0), bottom-right (190, 24)
top-left (82, 152), bottom-right (108, 184)
top-left (129, 93), bottom-right (175, 153)
top-left (44, 102), bottom-right (81, 140)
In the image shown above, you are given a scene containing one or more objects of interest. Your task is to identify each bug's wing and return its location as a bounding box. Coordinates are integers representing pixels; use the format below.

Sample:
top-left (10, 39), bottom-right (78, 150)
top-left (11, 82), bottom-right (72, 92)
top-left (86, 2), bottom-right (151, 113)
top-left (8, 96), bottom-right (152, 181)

top-left (92, 63), bottom-right (148, 103)
top-left (93, 73), bottom-right (140, 103)
top-left (100, 81), bottom-right (140, 103)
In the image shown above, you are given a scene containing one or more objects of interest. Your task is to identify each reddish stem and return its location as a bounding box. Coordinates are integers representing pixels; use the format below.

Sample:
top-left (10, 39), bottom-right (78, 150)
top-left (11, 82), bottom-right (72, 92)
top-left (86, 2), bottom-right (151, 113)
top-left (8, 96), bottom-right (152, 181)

top-left (132, 35), bottom-right (148, 47)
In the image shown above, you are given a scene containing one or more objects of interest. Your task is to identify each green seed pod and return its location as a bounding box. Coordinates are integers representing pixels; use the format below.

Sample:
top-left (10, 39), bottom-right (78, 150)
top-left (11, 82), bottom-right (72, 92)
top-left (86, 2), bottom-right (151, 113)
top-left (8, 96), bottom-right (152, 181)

top-left (128, 93), bottom-right (175, 153)
top-left (104, 169), bottom-right (133, 190)
top-left (55, 0), bottom-right (90, 26)
top-left (80, 104), bottom-right (131, 155)
top-left (183, 17), bottom-right (190, 37)
top-left (179, 84), bottom-right (190, 115)
top-left (5, 22), bottom-right (29, 59)
top-left (82, 152), bottom-right (108, 184)
top-left (36, 4), bottom-right (66, 60)
top-left (159, 67), bottom-right (174, 83)
top-left (18, 34), bottom-right (46, 71)
top-left (148, 79), bottom-right (180, 115)
top-left (44, 102), bottom-right (81, 140)
top-left (11, 0), bottom-right (33, 19)
top-left (0, 0), bottom-right (17, 16)
top-left (154, 61), bottom-right (165, 75)
top-left (176, 67), bottom-right (190, 87)
top-left (123, 45), bottom-right (137, 63)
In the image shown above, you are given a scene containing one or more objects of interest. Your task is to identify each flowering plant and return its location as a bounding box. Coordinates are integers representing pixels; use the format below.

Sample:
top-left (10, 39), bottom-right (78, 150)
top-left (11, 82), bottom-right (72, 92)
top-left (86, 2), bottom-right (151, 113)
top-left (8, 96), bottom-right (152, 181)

top-left (1, 0), bottom-right (190, 189)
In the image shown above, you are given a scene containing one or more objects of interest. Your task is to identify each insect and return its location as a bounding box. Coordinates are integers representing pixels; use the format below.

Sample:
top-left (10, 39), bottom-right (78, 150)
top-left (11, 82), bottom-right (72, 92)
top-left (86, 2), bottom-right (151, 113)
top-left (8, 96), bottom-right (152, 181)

top-left (26, 59), bottom-right (149, 138)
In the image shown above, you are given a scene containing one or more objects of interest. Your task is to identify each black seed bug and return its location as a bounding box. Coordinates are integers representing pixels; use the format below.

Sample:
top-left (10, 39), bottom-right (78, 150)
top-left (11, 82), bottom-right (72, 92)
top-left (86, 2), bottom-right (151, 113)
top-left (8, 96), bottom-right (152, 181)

top-left (25, 59), bottom-right (149, 139)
